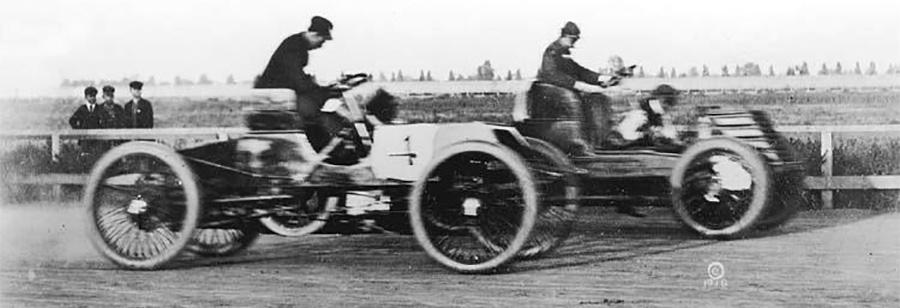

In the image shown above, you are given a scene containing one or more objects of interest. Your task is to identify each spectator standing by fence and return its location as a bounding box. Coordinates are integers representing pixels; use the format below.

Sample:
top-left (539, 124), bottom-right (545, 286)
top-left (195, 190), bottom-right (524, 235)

top-left (100, 85), bottom-right (126, 150)
top-left (69, 86), bottom-right (103, 130)
top-left (100, 85), bottom-right (124, 128)
top-left (123, 81), bottom-right (154, 128)
top-left (68, 86), bottom-right (107, 170)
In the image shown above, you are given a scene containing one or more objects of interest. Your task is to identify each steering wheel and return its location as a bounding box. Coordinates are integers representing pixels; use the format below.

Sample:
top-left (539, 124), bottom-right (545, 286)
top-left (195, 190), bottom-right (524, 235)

top-left (335, 73), bottom-right (371, 89)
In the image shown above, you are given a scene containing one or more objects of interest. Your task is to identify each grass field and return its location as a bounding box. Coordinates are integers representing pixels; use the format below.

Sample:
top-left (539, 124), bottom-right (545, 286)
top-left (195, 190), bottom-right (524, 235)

top-left (2, 90), bottom-right (898, 131)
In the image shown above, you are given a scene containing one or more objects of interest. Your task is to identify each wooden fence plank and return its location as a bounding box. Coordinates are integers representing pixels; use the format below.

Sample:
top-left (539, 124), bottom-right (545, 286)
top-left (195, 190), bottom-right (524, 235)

top-left (4, 174), bottom-right (88, 185)
top-left (0, 127), bottom-right (248, 140)
top-left (803, 176), bottom-right (900, 190)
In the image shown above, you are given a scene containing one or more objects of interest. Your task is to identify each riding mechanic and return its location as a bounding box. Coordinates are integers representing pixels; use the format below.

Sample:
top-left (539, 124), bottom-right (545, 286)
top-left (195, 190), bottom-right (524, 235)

top-left (608, 84), bottom-right (683, 151)
top-left (530, 21), bottom-right (622, 157)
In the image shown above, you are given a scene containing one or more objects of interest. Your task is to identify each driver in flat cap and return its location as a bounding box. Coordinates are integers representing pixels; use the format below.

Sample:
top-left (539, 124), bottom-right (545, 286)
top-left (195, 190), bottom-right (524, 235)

top-left (255, 16), bottom-right (348, 153)
top-left (530, 21), bottom-right (620, 157)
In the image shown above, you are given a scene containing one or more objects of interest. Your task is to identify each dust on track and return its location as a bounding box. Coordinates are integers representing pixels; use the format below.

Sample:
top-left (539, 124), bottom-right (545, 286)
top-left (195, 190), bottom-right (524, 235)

top-left (1, 203), bottom-right (898, 307)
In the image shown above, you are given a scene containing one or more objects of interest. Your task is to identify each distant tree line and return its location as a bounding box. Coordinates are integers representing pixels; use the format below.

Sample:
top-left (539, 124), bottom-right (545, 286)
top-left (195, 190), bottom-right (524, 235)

top-left (377, 60), bottom-right (525, 82)
top-left (640, 61), bottom-right (900, 79)
top-left (377, 60), bottom-right (900, 83)
top-left (61, 61), bottom-right (900, 87)
top-left (61, 74), bottom-right (246, 87)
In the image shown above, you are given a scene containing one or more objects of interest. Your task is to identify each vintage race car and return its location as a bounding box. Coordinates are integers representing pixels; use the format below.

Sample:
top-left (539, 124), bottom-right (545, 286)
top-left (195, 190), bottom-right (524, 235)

top-left (513, 79), bottom-right (806, 239)
top-left (84, 75), bottom-right (577, 273)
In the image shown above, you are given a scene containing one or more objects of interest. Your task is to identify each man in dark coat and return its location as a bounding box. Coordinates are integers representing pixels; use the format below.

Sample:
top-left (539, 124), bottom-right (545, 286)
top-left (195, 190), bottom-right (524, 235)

top-left (100, 85), bottom-right (124, 128)
top-left (68, 86), bottom-right (108, 169)
top-left (530, 21), bottom-right (620, 157)
top-left (255, 16), bottom-right (337, 122)
top-left (123, 81), bottom-right (154, 128)
top-left (69, 86), bottom-right (104, 129)
top-left (255, 16), bottom-right (348, 153)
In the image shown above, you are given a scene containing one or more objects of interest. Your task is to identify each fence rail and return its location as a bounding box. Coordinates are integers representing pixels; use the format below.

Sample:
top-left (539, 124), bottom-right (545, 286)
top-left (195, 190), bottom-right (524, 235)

top-left (2, 125), bottom-right (898, 208)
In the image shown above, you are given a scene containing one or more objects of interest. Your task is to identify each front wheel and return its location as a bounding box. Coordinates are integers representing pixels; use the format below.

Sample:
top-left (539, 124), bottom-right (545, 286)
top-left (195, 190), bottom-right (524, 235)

top-left (409, 142), bottom-right (538, 273)
top-left (85, 142), bottom-right (201, 269)
top-left (670, 138), bottom-right (771, 239)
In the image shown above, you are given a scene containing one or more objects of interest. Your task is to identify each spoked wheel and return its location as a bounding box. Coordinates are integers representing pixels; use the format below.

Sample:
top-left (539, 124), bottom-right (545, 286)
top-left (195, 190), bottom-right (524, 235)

top-left (85, 142), bottom-right (201, 269)
top-left (258, 191), bottom-right (338, 237)
top-left (756, 170), bottom-right (803, 231)
top-left (756, 135), bottom-right (804, 231)
top-left (409, 142), bottom-right (538, 273)
top-left (517, 137), bottom-right (579, 259)
top-left (670, 138), bottom-right (770, 239)
top-left (187, 226), bottom-right (260, 257)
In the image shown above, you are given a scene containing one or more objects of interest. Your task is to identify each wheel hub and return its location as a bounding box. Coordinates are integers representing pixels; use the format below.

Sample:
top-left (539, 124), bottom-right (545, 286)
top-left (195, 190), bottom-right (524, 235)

top-left (462, 198), bottom-right (481, 216)
top-left (704, 155), bottom-right (752, 202)
top-left (126, 197), bottom-right (149, 215)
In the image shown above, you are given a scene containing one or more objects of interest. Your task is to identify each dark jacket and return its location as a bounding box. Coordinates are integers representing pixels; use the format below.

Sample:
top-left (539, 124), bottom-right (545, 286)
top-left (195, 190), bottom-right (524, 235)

top-left (100, 101), bottom-right (124, 128)
top-left (255, 32), bottom-right (333, 119)
top-left (69, 104), bottom-right (106, 129)
top-left (255, 33), bottom-right (326, 95)
top-left (536, 40), bottom-right (601, 89)
top-left (123, 98), bottom-right (154, 128)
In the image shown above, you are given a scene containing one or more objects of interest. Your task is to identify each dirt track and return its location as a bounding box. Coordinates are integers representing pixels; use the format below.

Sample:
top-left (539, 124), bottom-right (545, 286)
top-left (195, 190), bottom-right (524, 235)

top-left (1, 203), bottom-right (898, 308)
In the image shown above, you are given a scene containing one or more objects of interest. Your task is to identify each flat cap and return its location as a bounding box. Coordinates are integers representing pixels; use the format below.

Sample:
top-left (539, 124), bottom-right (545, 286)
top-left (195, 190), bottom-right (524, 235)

top-left (102, 85), bottom-right (115, 93)
top-left (84, 86), bottom-right (98, 96)
top-left (129, 81), bottom-right (144, 90)
top-left (309, 16), bottom-right (333, 39)
top-left (561, 21), bottom-right (580, 37)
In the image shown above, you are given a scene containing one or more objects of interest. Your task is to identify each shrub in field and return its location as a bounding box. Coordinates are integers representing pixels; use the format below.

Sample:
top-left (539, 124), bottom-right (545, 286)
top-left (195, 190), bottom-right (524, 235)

top-left (0, 142), bottom-right (55, 175)
top-left (786, 136), bottom-right (900, 210)
top-left (0, 142), bottom-right (97, 175)
top-left (834, 138), bottom-right (900, 176)
top-left (399, 95), bottom-right (514, 124)
top-left (833, 138), bottom-right (900, 210)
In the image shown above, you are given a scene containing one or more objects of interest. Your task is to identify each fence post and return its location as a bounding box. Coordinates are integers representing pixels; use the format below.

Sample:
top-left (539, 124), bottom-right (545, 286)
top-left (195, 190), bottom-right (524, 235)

top-left (820, 130), bottom-right (834, 209)
top-left (50, 133), bottom-right (61, 162)
top-left (50, 133), bottom-right (63, 201)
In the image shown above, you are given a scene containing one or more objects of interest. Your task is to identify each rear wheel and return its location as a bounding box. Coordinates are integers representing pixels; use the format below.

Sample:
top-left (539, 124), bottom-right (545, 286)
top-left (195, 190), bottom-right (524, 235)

top-left (85, 142), bottom-right (201, 269)
top-left (517, 137), bottom-right (579, 259)
top-left (187, 226), bottom-right (260, 257)
top-left (670, 138), bottom-right (770, 239)
top-left (409, 142), bottom-right (538, 273)
top-left (755, 134), bottom-right (804, 231)
top-left (755, 171), bottom-right (803, 230)
top-left (258, 191), bottom-right (338, 237)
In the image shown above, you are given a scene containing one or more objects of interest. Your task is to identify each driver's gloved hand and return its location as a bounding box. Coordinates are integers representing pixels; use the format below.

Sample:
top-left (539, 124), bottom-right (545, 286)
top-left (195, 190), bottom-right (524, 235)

top-left (573, 81), bottom-right (605, 93)
top-left (325, 87), bottom-right (345, 99)
top-left (602, 77), bottom-right (621, 88)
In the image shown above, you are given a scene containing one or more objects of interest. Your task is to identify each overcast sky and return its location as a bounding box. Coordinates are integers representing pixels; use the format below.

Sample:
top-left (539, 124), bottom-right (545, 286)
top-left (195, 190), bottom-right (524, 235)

top-left (1, 0), bottom-right (898, 96)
